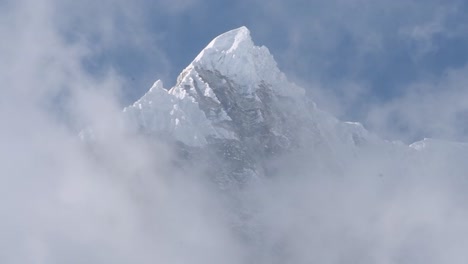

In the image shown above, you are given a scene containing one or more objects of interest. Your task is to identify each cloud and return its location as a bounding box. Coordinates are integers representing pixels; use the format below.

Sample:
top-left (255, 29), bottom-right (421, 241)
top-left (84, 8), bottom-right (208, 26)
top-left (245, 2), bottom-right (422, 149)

top-left (366, 65), bottom-right (468, 142)
top-left (51, 0), bottom-right (174, 104)
top-left (242, 0), bottom-right (468, 142)
top-left (0, 1), bottom-right (241, 263)
top-left (3, 0), bottom-right (468, 263)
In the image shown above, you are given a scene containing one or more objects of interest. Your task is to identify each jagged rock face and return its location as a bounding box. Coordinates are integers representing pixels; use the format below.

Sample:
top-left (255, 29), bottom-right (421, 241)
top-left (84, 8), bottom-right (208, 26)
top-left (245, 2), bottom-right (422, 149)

top-left (123, 26), bottom-right (374, 189)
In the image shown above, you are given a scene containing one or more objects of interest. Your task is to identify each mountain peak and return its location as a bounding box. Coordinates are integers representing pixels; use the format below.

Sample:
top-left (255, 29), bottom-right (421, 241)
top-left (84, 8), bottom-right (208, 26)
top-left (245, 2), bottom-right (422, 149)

top-left (194, 26), bottom-right (253, 62)
top-left (184, 26), bottom-right (304, 99)
top-left (126, 26), bottom-right (310, 149)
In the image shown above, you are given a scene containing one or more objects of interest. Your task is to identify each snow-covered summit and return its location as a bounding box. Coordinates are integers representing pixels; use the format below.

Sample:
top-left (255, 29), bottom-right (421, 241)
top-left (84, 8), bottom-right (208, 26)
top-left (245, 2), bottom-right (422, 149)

top-left (124, 26), bottom-right (374, 150)
top-left (194, 26), bottom-right (253, 61)
top-left (125, 26), bottom-right (313, 147)
top-left (184, 26), bottom-right (304, 98)
top-left (124, 26), bottom-right (383, 185)
top-left (121, 26), bottom-right (468, 191)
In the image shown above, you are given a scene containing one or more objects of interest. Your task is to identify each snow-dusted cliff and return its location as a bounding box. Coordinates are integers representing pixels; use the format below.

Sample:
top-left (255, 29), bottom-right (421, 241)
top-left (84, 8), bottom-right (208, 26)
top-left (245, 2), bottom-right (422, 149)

top-left (123, 27), bottom-right (391, 188)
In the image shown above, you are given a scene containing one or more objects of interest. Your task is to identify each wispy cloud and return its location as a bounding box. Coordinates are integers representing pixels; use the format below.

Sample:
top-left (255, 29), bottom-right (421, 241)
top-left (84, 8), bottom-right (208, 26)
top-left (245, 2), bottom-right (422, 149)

top-left (367, 65), bottom-right (468, 142)
top-left (0, 1), bottom-right (239, 263)
top-left (243, 0), bottom-right (468, 142)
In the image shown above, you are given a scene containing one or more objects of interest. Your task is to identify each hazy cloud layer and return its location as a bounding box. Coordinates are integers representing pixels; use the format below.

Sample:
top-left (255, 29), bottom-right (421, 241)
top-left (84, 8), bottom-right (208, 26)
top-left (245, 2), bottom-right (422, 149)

top-left (367, 65), bottom-right (468, 142)
top-left (1, 1), bottom-right (239, 263)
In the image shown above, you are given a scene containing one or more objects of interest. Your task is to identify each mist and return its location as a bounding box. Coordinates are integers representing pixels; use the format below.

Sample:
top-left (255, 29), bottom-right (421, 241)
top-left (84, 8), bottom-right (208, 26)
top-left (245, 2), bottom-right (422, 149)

top-left (2, 0), bottom-right (468, 263)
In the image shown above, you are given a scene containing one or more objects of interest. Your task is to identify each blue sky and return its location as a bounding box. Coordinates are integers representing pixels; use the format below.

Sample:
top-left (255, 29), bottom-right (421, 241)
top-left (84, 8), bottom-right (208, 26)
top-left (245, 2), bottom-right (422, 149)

top-left (3, 0), bottom-right (468, 142)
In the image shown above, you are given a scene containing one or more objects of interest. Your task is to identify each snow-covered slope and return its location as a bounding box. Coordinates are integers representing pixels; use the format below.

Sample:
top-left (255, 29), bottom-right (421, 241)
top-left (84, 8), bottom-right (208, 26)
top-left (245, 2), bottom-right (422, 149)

top-left (123, 26), bottom-right (385, 187)
top-left (124, 27), bottom-right (306, 147)
top-left (124, 26), bottom-right (468, 191)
